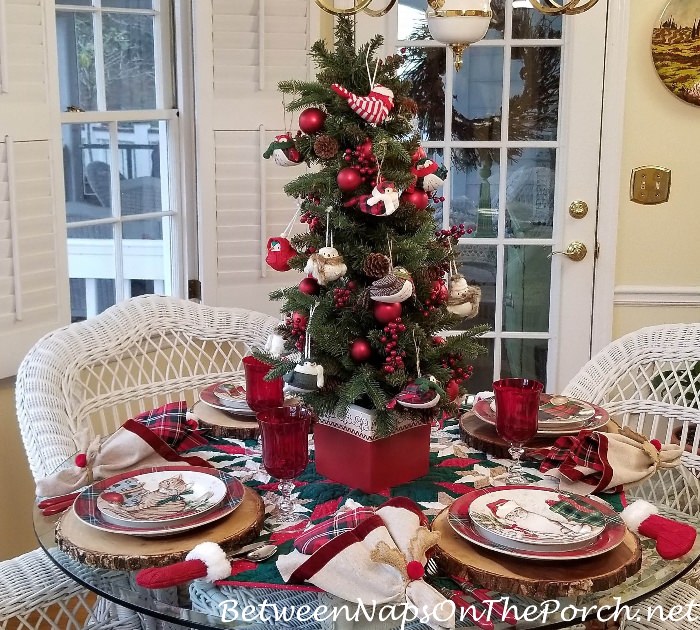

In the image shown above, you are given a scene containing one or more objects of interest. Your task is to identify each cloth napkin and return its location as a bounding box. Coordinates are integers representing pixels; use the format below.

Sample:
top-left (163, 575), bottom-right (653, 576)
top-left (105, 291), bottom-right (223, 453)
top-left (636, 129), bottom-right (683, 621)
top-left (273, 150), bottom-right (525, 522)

top-left (36, 402), bottom-right (210, 498)
top-left (536, 425), bottom-right (683, 495)
top-left (276, 497), bottom-right (455, 630)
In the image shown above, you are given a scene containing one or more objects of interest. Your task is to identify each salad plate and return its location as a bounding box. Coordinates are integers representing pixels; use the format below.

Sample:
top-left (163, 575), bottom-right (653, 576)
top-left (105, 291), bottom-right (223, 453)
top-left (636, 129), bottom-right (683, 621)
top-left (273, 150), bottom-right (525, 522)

top-left (74, 465), bottom-right (245, 537)
top-left (199, 382), bottom-right (257, 416)
top-left (96, 469), bottom-right (228, 529)
top-left (448, 486), bottom-right (626, 560)
top-left (473, 394), bottom-right (608, 435)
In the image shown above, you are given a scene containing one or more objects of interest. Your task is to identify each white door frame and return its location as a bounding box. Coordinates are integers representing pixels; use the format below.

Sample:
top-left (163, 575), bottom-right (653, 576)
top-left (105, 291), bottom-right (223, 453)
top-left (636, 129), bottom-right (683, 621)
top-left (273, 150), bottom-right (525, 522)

top-left (591, 0), bottom-right (630, 355)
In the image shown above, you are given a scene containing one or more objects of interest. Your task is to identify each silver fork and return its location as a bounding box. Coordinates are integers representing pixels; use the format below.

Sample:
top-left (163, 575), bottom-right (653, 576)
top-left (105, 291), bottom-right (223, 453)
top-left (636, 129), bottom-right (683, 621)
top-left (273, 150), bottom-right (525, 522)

top-left (426, 557), bottom-right (517, 626)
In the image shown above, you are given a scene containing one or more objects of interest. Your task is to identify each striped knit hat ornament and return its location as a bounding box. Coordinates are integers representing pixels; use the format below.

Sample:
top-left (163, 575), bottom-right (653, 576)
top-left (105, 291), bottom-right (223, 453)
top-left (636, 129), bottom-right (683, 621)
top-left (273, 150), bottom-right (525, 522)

top-left (331, 55), bottom-right (394, 127)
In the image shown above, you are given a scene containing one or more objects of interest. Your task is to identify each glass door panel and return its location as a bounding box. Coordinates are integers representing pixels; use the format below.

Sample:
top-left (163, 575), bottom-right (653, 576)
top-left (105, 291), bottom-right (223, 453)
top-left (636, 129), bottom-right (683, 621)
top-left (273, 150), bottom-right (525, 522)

top-left (393, 0), bottom-right (604, 389)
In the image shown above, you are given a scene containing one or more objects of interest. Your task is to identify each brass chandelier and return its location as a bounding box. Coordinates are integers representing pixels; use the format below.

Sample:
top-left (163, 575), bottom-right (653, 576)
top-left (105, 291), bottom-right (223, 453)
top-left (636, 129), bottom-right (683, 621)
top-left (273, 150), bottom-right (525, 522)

top-left (314, 0), bottom-right (601, 69)
top-left (313, 0), bottom-right (600, 17)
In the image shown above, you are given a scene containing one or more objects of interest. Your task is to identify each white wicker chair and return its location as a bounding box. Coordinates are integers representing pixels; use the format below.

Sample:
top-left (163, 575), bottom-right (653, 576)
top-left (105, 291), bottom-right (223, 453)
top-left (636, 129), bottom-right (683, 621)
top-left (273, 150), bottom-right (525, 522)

top-left (4, 294), bottom-right (278, 629)
top-left (563, 323), bottom-right (700, 630)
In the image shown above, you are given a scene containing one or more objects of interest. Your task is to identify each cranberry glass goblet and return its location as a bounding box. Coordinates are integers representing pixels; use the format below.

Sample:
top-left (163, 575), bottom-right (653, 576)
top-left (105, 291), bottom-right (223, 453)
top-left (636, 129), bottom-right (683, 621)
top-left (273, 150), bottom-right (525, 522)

top-left (493, 378), bottom-right (544, 485)
top-left (256, 405), bottom-right (312, 522)
top-left (242, 355), bottom-right (284, 412)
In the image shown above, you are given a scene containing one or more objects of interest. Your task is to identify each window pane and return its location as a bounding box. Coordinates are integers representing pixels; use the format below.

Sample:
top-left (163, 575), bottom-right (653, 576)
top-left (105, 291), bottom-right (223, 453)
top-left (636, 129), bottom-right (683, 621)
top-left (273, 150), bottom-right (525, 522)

top-left (103, 0), bottom-right (154, 8)
top-left (501, 338), bottom-right (548, 385)
top-left (398, 0), bottom-right (428, 40)
top-left (505, 148), bottom-right (555, 239)
top-left (466, 337), bottom-right (494, 393)
top-left (509, 46), bottom-right (560, 141)
top-left (503, 245), bottom-right (551, 333)
top-left (63, 122), bottom-right (114, 223)
top-left (56, 0), bottom-right (92, 6)
top-left (103, 12), bottom-right (156, 110)
top-left (512, 6), bottom-right (562, 39)
top-left (455, 244), bottom-right (497, 331)
top-left (450, 149), bottom-right (500, 237)
top-left (56, 11), bottom-right (98, 111)
top-left (452, 47), bottom-right (503, 142)
top-left (402, 47), bottom-right (445, 141)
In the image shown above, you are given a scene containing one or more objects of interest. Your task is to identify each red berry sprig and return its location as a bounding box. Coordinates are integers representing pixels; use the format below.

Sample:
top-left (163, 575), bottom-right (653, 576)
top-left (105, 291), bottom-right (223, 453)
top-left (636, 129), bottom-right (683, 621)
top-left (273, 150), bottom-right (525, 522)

top-left (300, 211), bottom-right (321, 231)
top-left (422, 279), bottom-right (448, 317)
top-left (436, 224), bottom-right (468, 243)
top-left (440, 352), bottom-right (474, 384)
top-left (333, 286), bottom-right (351, 309)
top-left (286, 314), bottom-right (308, 352)
top-left (342, 141), bottom-right (379, 185)
top-left (380, 318), bottom-right (407, 373)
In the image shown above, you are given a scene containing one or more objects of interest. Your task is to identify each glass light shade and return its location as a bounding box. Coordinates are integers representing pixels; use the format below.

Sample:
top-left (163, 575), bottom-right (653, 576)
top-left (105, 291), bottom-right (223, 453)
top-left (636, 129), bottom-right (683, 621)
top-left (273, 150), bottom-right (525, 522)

top-left (426, 0), bottom-right (492, 71)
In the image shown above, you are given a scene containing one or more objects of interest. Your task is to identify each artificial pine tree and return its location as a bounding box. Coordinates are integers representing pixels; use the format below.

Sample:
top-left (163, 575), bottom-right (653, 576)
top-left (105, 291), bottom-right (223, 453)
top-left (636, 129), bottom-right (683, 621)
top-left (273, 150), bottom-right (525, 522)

top-left (259, 17), bottom-right (486, 438)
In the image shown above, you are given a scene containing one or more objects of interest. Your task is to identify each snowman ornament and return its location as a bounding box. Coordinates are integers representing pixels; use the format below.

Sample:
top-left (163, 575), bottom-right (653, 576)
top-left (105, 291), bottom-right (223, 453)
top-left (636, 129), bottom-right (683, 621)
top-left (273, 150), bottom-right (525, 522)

top-left (446, 274), bottom-right (481, 319)
top-left (284, 360), bottom-right (325, 393)
top-left (304, 246), bottom-right (347, 286)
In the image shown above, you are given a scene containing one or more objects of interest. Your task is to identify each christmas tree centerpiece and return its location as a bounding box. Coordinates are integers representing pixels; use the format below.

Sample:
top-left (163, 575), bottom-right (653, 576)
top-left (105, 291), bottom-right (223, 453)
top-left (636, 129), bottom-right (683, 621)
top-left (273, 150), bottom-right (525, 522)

top-left (259, 18), bottom-right (486, 491)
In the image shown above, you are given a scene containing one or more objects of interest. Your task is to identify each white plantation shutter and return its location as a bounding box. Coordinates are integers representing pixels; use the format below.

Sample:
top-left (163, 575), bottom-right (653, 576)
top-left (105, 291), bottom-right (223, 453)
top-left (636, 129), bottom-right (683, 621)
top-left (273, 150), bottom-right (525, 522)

top-left (0, 139), bottom-right (66, 377)
top-left (0, 0), bottom-right (53, 140)
top-left (195, 0), bottom-right (317, 312)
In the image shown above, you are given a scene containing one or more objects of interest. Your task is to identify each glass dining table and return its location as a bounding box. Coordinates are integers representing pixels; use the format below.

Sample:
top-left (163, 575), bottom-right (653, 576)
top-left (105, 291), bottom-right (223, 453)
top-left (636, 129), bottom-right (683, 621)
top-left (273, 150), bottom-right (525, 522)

top-left (34, 421), bottom-right (700, 630)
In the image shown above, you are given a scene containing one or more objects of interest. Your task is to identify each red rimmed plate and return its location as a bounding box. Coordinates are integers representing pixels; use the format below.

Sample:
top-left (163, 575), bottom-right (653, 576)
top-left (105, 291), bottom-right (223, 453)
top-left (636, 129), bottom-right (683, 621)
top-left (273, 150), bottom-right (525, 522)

top-left (73, 465), bottom-right (245, 537)
top-left (473, 394), bottom-right (608, 436)
top-left (199, 382), bottom-right (257, 416)
top-left (448, 486), bottom-right (626, 561)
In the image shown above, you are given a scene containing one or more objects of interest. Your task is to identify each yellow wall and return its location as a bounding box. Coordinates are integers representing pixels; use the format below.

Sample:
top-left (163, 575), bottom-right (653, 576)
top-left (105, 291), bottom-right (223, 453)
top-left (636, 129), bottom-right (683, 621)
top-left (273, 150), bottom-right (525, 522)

top-left (612, 0), bottom-right (700, 338)
top-left (0, 378), bottom-right (37, 559)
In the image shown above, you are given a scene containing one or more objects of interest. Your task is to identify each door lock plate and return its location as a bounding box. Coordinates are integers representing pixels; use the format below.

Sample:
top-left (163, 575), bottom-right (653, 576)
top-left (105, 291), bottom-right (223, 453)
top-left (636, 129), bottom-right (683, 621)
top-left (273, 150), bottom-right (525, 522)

top-left (630, 166), bottom-right (671, 204)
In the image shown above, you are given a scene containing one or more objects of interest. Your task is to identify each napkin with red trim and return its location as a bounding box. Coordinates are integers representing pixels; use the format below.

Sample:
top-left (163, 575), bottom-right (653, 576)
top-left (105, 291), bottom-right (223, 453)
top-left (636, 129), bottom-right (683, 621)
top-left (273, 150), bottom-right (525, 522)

top-left (535, 427), bottom-right (682, 495)
top-left (36, 401), bottom-right (210, 498)
top-left (276, 497), bottom-right (455, 630)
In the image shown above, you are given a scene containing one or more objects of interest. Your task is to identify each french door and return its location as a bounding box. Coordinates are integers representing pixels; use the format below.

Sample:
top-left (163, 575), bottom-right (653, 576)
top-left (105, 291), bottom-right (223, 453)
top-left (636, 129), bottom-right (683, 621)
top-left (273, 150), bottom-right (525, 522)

top-left (361, 0), bottom-right (609, 392)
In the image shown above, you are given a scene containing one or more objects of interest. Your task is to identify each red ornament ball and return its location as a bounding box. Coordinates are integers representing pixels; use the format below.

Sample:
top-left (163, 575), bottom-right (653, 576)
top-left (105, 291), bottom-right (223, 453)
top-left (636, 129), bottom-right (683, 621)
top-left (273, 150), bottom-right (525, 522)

top-left (74, 453), bottom-right (87, 468)
top-left (446, 379), bottom-right (460, 401)
top-left (373, 301), bottom-right (402, 324)
top-left (292, 312), bottom-right (308, 330)
top-left (432, 336), bottom-right (445, 345)
top-left (349, 338), bottom-right (372, 363)
top-left (401, 189), bottom-right (430, 210)
top-left (299, 276), bottom-right (320, 295)
top-left (299, 107), bottom-right (326, 134)
top-left (337, 167), bottom-right (363, 192)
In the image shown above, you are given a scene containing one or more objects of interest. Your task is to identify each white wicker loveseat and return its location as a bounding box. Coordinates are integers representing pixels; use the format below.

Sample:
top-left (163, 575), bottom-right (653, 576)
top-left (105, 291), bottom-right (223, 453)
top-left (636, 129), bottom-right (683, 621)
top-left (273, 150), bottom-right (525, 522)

top-left (563, 323), bottom-right (700, 630)
top-left (2, 295), bottom-right (278, 629)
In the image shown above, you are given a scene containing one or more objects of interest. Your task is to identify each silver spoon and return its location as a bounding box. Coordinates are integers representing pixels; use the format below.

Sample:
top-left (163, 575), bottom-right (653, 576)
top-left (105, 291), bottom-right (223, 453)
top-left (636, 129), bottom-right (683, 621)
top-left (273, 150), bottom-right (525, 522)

top-left (228, 542), bottom-right (278, 562)
top-left (244, 544), bottom-right (277, 562)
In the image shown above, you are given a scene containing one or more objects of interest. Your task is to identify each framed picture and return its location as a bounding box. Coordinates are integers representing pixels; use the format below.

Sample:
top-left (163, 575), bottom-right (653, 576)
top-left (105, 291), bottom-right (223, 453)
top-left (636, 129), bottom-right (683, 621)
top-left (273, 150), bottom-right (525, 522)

top-left (652, 0), bottom-right (700, 106)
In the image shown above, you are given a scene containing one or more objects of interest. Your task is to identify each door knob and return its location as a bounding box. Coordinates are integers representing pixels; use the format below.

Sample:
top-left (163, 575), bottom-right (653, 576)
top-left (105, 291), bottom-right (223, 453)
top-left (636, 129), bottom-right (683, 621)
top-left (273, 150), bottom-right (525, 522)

top-left (550, 241), bottom-right (587, 262)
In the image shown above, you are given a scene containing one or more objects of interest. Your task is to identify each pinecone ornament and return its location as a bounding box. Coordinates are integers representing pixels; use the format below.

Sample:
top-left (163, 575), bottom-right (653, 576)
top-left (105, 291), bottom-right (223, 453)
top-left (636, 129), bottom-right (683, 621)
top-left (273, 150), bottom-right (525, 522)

top-left (313, 135), bottom-right (339, 159)
top-left (363, 253), bottom-right (392, 278)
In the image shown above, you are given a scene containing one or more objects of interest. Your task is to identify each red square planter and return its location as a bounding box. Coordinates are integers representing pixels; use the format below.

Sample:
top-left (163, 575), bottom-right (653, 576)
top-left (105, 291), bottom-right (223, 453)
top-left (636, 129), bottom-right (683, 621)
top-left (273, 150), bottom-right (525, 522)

top-left (313, 421), bottom-right (431, 494)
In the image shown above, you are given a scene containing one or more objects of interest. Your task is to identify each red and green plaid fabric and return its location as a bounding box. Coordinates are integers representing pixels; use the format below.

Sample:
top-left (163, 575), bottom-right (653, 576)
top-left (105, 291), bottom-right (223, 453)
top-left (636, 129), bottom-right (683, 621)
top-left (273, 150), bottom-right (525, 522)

top-left (293, 506), bottom-right (375, 554)
top-left (545, 493), bottom-right (607, 527)
top-left (133, 401), bottom-right (208, 451)
top-left (535, 429), bottom-right (607, 491)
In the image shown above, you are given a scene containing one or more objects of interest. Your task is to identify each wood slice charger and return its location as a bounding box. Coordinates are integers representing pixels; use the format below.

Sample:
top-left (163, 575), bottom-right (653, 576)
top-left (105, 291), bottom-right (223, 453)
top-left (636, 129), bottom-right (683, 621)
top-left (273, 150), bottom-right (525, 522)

top-left (55, 486), bottom-right (265, 571)
top-left (459, 411), bottom-right (560, 458)
top-left (431, 507), bottom-right (642, 600)
top-left (191, 399), bottom-right (260, 440)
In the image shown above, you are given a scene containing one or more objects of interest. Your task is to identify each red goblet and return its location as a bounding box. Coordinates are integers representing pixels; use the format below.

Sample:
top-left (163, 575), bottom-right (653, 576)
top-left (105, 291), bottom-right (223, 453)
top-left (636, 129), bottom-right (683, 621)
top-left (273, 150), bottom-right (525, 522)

top-left (243, 355), bottom-right (284, 412)
top-left (493, 378), bottom-right (544, 485)
top-left (257, 406), bottom-right (312, 522)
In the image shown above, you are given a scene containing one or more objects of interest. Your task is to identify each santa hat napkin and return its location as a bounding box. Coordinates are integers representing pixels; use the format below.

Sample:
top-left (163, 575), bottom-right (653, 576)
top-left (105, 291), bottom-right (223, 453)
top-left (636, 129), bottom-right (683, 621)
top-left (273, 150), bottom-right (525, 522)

top-left (537, 425), bottom-right (682, 495)
top-left (276, 497), bottom-right (455, 630)
top-left (36, 402), bottom-right (210, 498)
